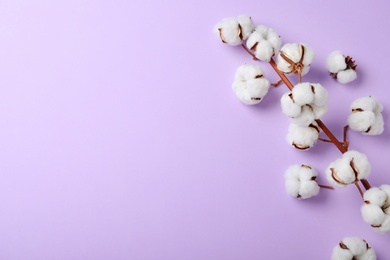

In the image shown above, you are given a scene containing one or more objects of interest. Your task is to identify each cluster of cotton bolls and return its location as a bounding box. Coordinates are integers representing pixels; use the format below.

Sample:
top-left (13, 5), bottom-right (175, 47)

top-left (361, 185), bottom-right (390, 233)
top-left (232, 64), bottom-right (270, 105)
top-left (277, 43), bottom-right (315, 77)
top-left (348, 96), bottom-right (384, 135)
top-left (327, 51), bottom-right (357, 84)
top-left (331, 237), bottom-right (376, 260)
top-left (281, 82), bottom-right (328, 126)
top-left (284, 164), bottom-right (320, 199)
top-left (325, 150), bottom-right (371, 187)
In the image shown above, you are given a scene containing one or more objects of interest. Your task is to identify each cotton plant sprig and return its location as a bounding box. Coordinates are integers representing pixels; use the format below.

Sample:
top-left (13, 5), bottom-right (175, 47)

top-left (214, 14), bottom-right (389, 251)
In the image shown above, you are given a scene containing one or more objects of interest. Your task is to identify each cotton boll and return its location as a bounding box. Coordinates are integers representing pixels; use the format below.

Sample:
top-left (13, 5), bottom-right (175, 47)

top-left (361, 203), bottom-right (386, 226)
top-left (343, 150), bottom-right (371, 179)
top-left (254, 40), bottom-right (274, 62)
top-left (290, 105), bottom-right (316, 126)
top-left (312, 104), bottom-right (328, 119)
top-left (326, 157), bottom-right (355, 187)
top-left (277, 43), bottom-right (315, 76)
top-left (236, 15), bottom-right (254, 40)
top-left (287, 123), bottom-right (319, 150)
top-left (281, 92), bottom-right (302, 118)
top-left (291, 83), bottom-right (314, 106)
top-left (337, 69), bottom-right (357, 84)
top-left (284, 164), bottom-right (320, 199)
top-left (246, 25), bottom-right (281, 61)
top-left (214, 15), bottom-right (254, 46)
top-left (348, 111), bottom-right (375, 132)
top-left (364, 187), bottom-right (387, 206)
top-left (348, 96), bottom-right (384, 136)
top-left (327, 51), bottom-right (357, 84)
top-left (331, 237), bottom-right (376, 260)
top-left (311, 83), bottom-right (328, 107)
top-left (327, 51), bottom-right (347, 73)
top-left (361, 185), bottom-right (390, 233)
top-left (214, 17), bottom-right (241, 46)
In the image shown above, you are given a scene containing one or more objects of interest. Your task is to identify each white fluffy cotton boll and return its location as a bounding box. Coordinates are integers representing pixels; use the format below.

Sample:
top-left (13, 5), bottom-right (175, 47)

top-left (331, 237), bottom-right (376, 260)
top-left (327, 51), bottom-right (347, 73)
top-left (348, 96), bottom-right (384, 135)
top-left (214, 15), bottom-right (254, 46)
top-left (280, 92), bottom-right (302, 118)
top-left (361, 185), bottom-right (390, 233)
top-left (326, 150), bottom-right (371, 187)
top-left (285, 164), bottom-right (320, 199)
top-left (232, 64), bottom-right (270, 105)
top-left (290, 105), bottom-right (316, 126)
top-left (327, 51), bottom-right (357, 84)
top-left (343, 150), bottom-right (371, 180)
top-left (337, 69), bottom-right (357, 84)
top-left (291, 83), bottom-right (314, 106)
top-left (276, 43), bottom-right (315, 76)
top-left (287, 123), bottom-right (320, 150)
top-left (246, 25), bottom-right (281, 62)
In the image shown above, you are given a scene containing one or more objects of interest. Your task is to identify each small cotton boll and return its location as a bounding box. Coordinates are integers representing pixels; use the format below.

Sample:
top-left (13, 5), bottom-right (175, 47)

top-left (291, 83), bottom-right (314, 106)
top-left (361, 203), bottom-right (386, 226)
top-left (281, 92), bottom-right (302, 118)
top-left (284, 164), bottom-right (320, 199)
top-left (290, 105), bottom-right (316, 126)
top-left (364, 187), bottom-right (387, 206)
top-left (311, 83), bottom-right (328, 107)
top-left (343, 150), bottom-right (371, 179)
top-left (236, 15), bottom-right (254, 40)
top-left (246, 25), bottom-right (281, 61)
top-left (348, 111), bottom-right (376, 132)
top-left (287, 123), bottom-right (319, 150)
top-left (337, 69), bottom-right (357, 84)
top-left (327, 51), bottom-right (347, 73)
top-left (214, 18), bottom-right (241, 46)
top-left (254, 40), bottom-right (274, 62)
top-left (326, 158), bottom-right (355, 187)
top-left (214, 15), bottom-right (254, 46)
top-left (232, 64), bottom-right (270, 105)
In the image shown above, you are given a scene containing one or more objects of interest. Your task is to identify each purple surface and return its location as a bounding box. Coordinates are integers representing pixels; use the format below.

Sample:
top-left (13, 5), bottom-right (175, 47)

top-left (0, 0), bottom-right (389, 259)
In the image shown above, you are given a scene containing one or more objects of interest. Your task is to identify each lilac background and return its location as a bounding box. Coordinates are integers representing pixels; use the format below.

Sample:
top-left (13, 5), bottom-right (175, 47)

top-left (0, 0), bottom-right (389, 259)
